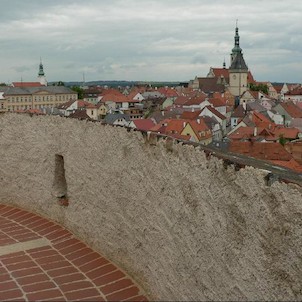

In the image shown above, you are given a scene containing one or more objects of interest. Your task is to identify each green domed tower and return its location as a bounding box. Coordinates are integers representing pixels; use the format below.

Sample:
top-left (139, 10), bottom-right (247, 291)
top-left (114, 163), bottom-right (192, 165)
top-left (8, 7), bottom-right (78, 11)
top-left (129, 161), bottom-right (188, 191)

top-left (38, 58), bottom-right (47, 86)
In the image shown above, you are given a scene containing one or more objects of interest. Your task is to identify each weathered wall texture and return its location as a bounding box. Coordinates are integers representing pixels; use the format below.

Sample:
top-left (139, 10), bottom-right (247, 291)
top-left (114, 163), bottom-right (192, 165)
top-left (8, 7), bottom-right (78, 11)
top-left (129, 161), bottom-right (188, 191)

top-left (0, 113), bottom-right (302, 301)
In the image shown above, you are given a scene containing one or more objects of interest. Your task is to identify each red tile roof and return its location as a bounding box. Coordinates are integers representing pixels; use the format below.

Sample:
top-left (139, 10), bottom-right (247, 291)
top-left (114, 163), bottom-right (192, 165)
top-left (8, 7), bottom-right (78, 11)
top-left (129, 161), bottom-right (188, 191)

top-left (174, 96), bottom-right (190, 106)
top-left (127, 91), bottom-right (143, 100)
top-left (180, 110), bottom-right (202, 120)
top-left (188, 120), bottom-right (212, 140)
top-left (157, 87), bottom-right (179, 97)
top-left (101, 88), bottom-right (122, 96)
top-left (203, 106), bottom-right (226, 120)
top-left (272, 84), bottom-right (283, 93)
top-left (228, 126), bottom-right (276, 141)
top-left (228, 127), bottom-right (255, 140)
top-left (197, 78), bottom-right (225, 93)
top-left (166, 119), bottom-right (187, 135)
top-left (251, 111), bottom-right (275, 129)
top-left (184, 95), bottom-right (207, 106)
top-left (231, 105), bottom-right (246, 118)
top-left (133, 119), bottom-right (155, 131)
top-left (229, 141), bottom-right (293, 161)
top-left (77, 100), bottom-right (93, 108)
top-left (129, 87), bottom-right (147, 94)
top-left (271, 158), bottom-right (302, 173)
top-left (281, 102), bottom-right (302, 118)
top-left (208, 97), bottom-right (226, 108)
top-left (285, 86), bottom-right (302, 96)
top-left (150, 118), bottom-right (171, 133)
top-left (101, 92), bottom-right (140, 103)
top-left (86, 103), bottom-right (97, 109)
top-left (69, 109), bottom-right (92, 120)
top-left (273, 127), bottom-right (300, 139)
top-left (151, 118), bottom-right (211, 142)
top-left (101, 94), bottom-right (129, 103)
top-left (26, 109), bottom-right (45, 115)
top-left (246, 90), bottom-right (260, 99)
top-left (296, 102), bottom-right (302, 110)
top-left (211, 68), bottom-right (229, 79)
top-left (247, 71), bottom-right (256, 84)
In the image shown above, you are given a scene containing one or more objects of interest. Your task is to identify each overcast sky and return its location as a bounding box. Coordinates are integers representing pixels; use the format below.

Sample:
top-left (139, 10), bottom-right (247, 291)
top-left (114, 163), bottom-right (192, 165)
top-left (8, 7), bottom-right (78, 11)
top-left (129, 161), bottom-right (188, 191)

top-left (1, 0), bottom-right (302, 83)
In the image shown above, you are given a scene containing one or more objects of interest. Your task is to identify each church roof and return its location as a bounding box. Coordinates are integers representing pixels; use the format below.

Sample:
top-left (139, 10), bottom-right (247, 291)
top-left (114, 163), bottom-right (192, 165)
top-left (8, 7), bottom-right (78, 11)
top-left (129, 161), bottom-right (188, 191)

top-left (196, 78), bottom-right (225, 93)
top-left (230, 53), bottom-right (248, 71)
top-left (210, 68), bottom-right (229, 80)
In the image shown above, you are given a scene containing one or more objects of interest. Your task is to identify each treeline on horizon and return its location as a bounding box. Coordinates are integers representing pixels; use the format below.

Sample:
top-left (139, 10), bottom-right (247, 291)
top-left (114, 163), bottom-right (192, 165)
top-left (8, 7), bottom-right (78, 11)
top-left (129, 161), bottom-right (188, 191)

top-left (49, 80), bottom-right (181, 88)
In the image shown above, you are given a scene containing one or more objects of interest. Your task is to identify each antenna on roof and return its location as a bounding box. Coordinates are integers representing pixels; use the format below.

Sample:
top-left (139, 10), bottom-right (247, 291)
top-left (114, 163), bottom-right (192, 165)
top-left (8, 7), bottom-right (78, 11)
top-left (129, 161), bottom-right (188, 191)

top-left (82, 72), bottom-right (85, 87)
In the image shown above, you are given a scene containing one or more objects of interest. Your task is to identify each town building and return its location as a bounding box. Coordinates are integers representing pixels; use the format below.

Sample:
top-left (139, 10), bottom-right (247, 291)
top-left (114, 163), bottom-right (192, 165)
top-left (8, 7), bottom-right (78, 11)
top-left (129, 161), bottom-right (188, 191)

top-left (4, 86), bottom-right (77, 112)
top-left (191, 23), bottom-right (255, 102)
top-left (0, 61), bottom-right (77, 112)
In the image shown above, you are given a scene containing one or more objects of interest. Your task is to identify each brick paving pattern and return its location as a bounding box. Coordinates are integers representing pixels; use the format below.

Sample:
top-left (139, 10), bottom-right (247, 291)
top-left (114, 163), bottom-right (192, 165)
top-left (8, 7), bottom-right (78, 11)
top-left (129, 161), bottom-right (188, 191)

top-left (0, 204), bottom-right (147, 301)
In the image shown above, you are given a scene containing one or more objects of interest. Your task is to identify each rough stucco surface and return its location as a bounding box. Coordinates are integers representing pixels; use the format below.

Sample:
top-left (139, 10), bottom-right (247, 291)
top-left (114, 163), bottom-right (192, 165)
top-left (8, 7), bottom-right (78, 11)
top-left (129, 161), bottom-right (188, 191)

top-left (0, 113), bottom-right (302, 301)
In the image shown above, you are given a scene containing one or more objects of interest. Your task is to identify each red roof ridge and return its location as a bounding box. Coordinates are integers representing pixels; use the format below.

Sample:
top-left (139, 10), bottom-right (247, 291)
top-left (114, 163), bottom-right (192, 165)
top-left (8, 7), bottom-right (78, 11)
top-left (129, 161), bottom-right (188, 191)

top-left (204, 105), bottom-right (226, 120)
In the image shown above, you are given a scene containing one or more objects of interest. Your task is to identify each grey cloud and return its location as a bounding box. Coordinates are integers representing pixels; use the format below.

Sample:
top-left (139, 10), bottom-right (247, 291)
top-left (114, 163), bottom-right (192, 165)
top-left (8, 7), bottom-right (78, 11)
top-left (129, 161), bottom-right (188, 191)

top-left (191, 55), bottom-right (207, 65)
top-left (13, 65), bottom-right (34, 73)
top-left (1, 0), bottom-right (302, 82)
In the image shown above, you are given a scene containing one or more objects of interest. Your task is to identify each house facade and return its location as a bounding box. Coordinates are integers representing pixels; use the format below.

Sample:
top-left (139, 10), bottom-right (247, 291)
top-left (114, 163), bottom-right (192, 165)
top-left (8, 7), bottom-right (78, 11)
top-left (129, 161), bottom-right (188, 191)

top-left (4, 86), bottom-right (77, 112)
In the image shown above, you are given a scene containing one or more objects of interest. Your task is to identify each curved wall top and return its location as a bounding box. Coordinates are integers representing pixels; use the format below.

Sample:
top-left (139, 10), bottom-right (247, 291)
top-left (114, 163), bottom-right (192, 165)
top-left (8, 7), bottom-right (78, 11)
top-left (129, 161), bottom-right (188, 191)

top-left (0, 113), bottom-right (302, 301)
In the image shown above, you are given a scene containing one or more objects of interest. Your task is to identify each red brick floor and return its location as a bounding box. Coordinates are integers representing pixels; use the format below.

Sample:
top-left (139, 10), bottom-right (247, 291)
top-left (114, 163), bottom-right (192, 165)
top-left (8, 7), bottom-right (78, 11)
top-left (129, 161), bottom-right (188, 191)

top-left (0, 204), bottom-right (147, 301)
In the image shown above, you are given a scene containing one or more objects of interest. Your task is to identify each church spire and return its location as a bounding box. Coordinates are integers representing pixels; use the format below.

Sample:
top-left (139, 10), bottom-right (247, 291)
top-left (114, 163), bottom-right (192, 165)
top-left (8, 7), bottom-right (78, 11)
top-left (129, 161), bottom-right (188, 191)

top-left (232, 20), bottom-right (242, 56)
top-left (37, 58), bottom-right (47, 86)
top-left (38, 58), bottom-right (45, 77)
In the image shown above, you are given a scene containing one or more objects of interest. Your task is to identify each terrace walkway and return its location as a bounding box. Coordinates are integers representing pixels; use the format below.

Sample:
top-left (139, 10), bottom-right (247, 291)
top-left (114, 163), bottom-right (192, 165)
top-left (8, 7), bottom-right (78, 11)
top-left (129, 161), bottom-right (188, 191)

top-left (0, 204), bottom-right (147, 301)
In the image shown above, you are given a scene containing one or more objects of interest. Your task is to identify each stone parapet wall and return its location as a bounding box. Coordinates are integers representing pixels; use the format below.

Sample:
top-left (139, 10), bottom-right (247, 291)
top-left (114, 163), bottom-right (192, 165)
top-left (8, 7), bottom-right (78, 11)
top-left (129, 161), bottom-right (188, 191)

top-left (0, 113), bottom-right (302, 301)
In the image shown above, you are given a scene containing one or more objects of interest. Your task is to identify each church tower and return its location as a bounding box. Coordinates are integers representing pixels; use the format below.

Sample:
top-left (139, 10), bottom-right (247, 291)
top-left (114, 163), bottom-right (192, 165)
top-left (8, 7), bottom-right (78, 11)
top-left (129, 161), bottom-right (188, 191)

top-left (228, 22), bottom-right (248, 102)
top-left (38, 59), bottom-right (47, 86)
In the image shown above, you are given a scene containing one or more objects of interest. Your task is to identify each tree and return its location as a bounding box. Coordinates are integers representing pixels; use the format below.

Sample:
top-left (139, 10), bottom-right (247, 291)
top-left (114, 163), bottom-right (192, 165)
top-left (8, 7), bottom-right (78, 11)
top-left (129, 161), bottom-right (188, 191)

top-left (52, 81), bottom-right (65, 86)
top-left (57, 81), bottom-right (65, 86)
top-left (249, 83), bottom-right (269, 95)
top-left (279, 134), bottom-right (287, 146)
top-left (71, 86), bottom-right (84, 99)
